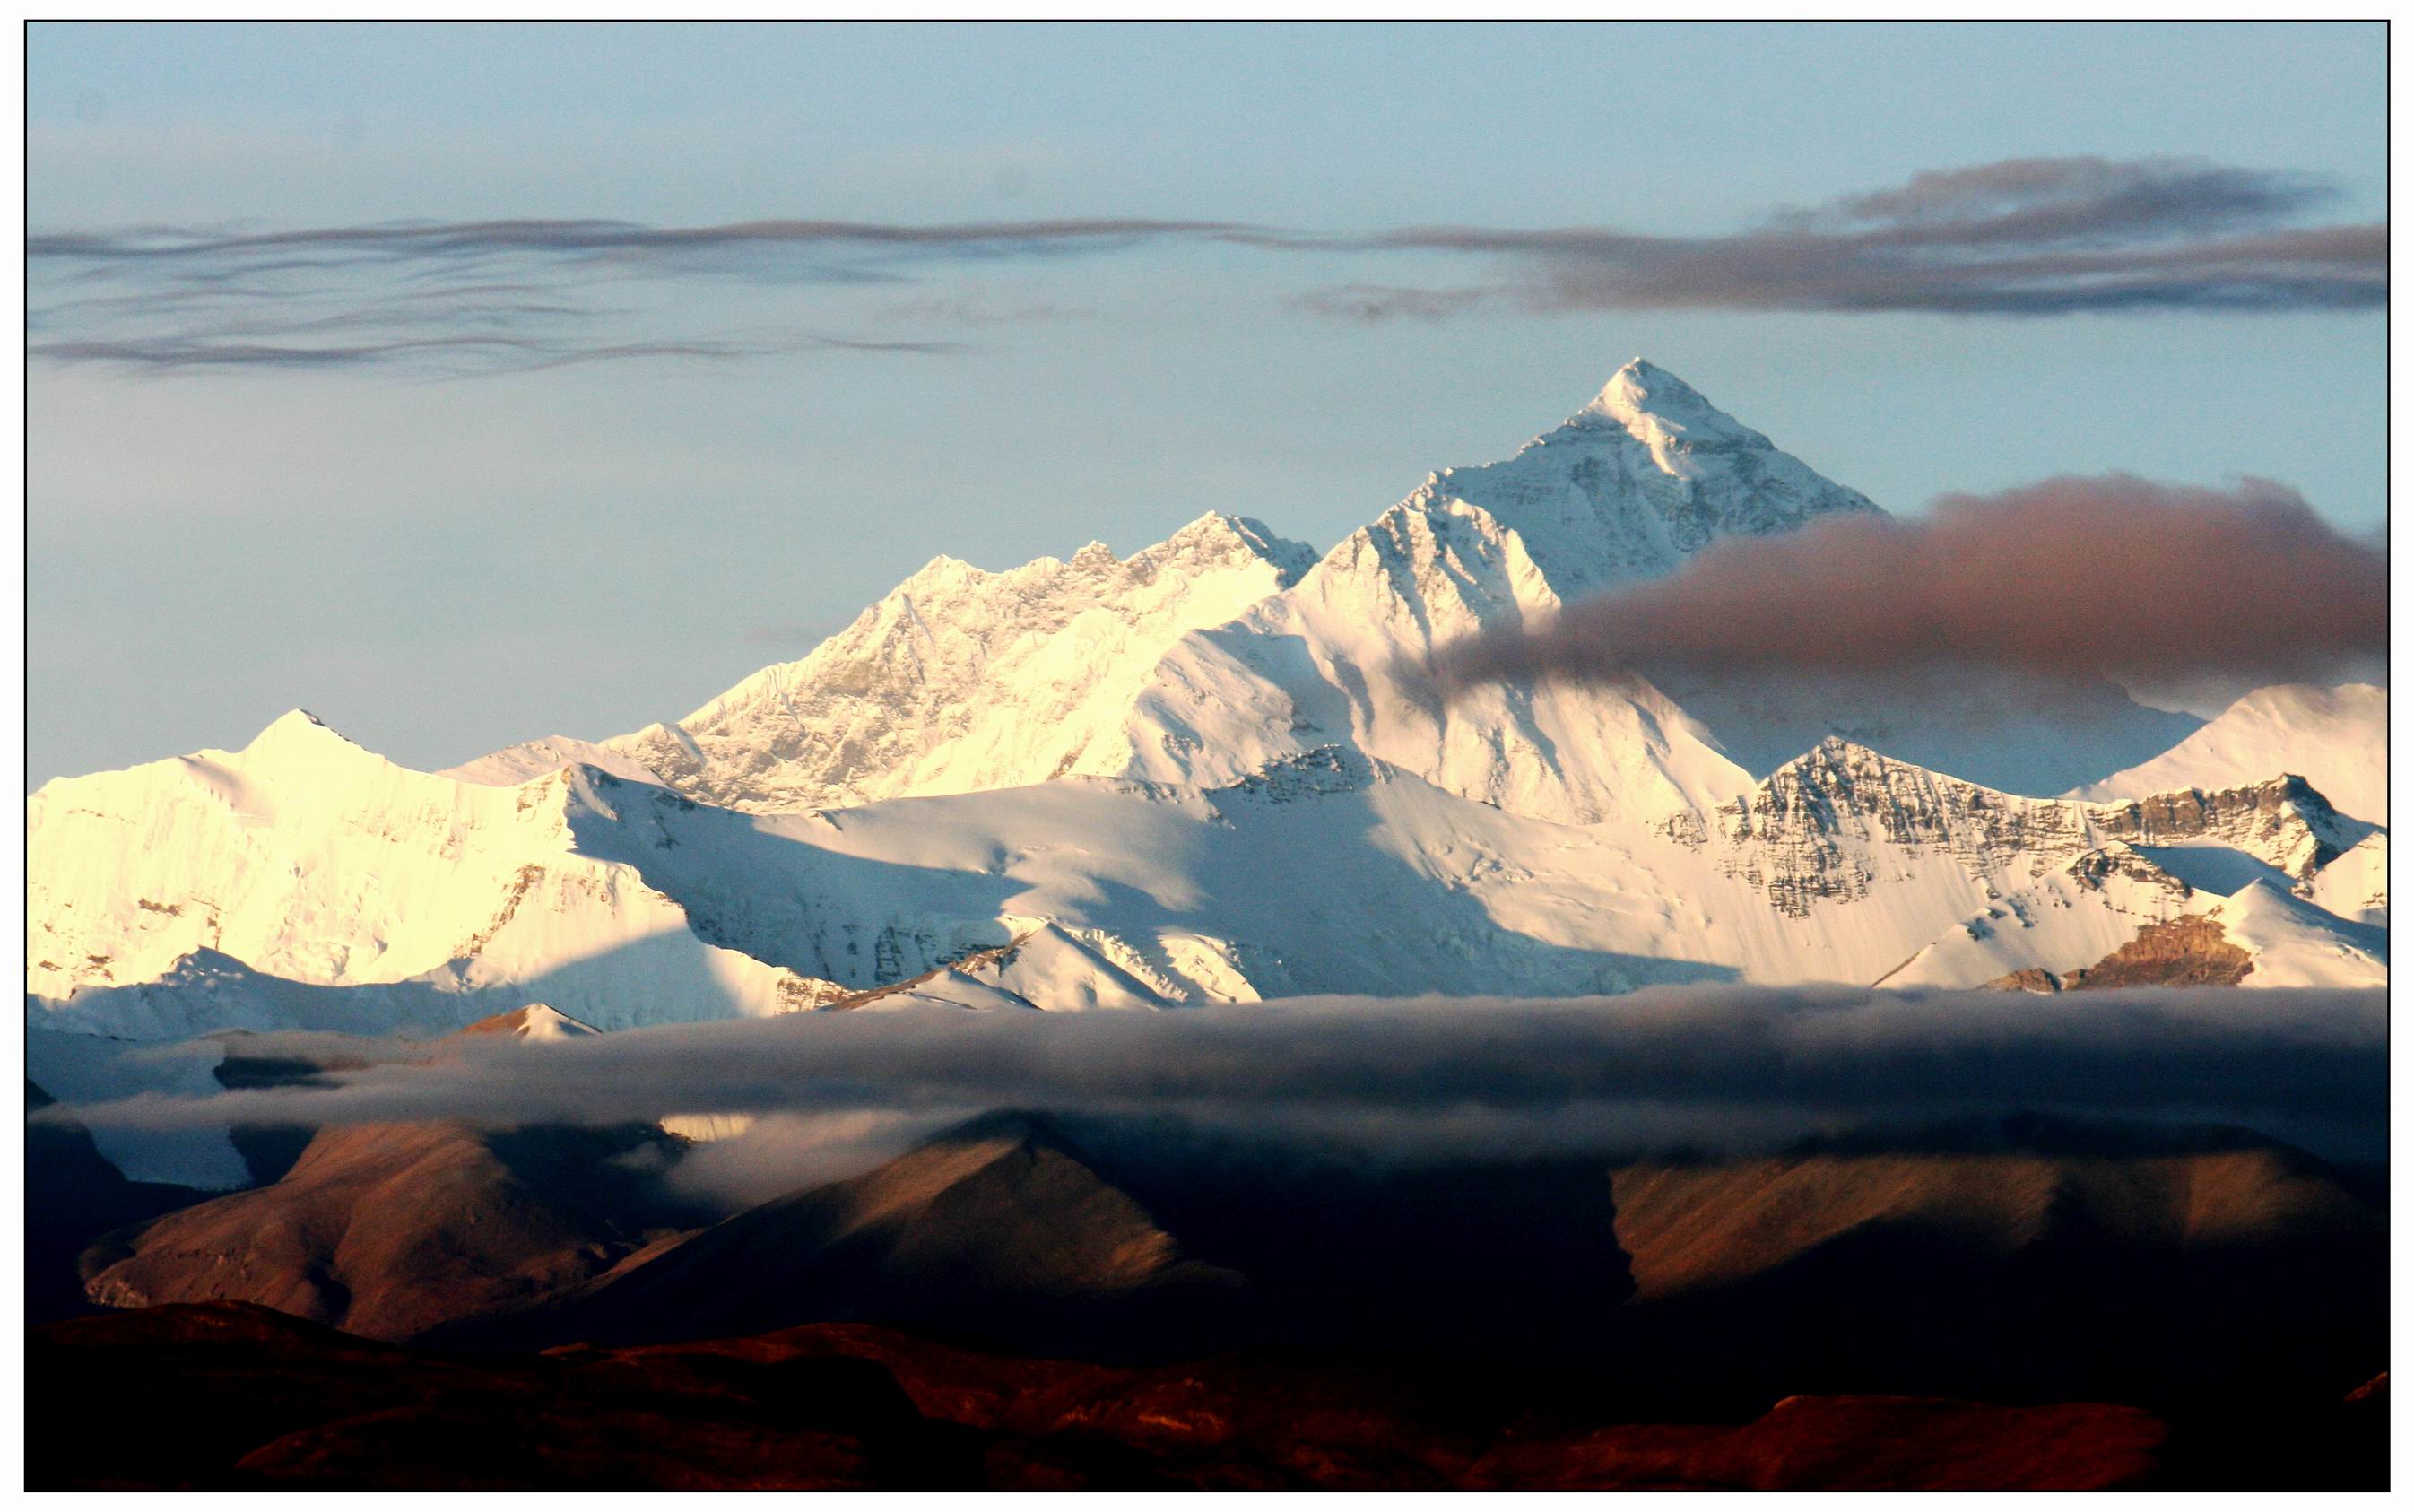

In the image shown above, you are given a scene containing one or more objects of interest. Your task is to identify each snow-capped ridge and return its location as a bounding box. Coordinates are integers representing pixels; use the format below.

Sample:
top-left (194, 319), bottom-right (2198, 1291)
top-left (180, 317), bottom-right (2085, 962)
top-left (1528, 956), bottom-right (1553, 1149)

top-left (441, 734), bottom-right (665, 790)
top-left (28, 361), bottom-right (2388, 1058)
top-left (888, 511), bottom-right (1313, 598)
top-left (600, 508), bottom-right (1322, 814)
top-left (2075, 682), bottom-right (2385, 825)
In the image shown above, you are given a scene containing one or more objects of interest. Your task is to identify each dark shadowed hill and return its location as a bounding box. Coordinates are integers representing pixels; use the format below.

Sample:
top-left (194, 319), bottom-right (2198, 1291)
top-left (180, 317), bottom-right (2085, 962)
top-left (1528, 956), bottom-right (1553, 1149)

top-left (78, 1118), bottom-right (703, 1342)
top-left (1601, 1134), bottom-right (2386, 1408)
top-left (448, 1111), bottom-right (1256, 1359)
top-left (27, 1081), bottom-right (209, 1325)
top-left (65, 1106), bottom-right (2386, 1413)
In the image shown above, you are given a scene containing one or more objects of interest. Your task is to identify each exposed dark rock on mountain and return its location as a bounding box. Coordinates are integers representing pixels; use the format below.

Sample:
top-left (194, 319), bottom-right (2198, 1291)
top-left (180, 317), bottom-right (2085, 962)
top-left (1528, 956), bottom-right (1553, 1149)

top-left (2089, 774), bottom-right (2369, 880)
top-left (1986, 914), bottom-right (2255, 991)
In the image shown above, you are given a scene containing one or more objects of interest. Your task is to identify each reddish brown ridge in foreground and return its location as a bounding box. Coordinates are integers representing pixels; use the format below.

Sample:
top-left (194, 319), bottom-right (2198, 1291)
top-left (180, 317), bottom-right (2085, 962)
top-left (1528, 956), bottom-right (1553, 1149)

top-left (31, 1304), bottom-right (2384, 1491)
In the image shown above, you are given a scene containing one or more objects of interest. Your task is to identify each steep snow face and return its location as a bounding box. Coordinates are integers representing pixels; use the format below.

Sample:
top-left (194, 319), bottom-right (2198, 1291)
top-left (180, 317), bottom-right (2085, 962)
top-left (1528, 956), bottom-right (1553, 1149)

top-left (29, 710), bottom-right (560, 999)
top-left (1344, 362), bottom-right (2196, 806)
top-left (2075, 683), bottom-right (2387, 824)
top-left (459, 358), bottom-right (2200, 826)
top-left (557, 359), bottom-right (1886, 829)
top-left (604, 513), bottom-right (1317, 814)
top-left (1119, 361), bottom-right (2194, 824)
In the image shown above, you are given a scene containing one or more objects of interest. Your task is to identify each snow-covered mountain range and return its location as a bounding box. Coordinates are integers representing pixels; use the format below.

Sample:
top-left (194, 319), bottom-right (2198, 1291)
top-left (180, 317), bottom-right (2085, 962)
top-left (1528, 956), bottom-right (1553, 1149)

top-left (30, 360), bottom-right (2388, 1049)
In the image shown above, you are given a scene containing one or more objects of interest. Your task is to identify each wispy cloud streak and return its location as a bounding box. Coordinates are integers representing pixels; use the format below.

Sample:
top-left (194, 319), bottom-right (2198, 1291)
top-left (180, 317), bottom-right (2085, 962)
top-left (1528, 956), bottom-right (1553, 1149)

top-left (1300, 157), bottom-right (2384, 320)
top-left (30, 332), bottom-right (965, 373)
top-left (25, 158), bottom-right (2383, 374)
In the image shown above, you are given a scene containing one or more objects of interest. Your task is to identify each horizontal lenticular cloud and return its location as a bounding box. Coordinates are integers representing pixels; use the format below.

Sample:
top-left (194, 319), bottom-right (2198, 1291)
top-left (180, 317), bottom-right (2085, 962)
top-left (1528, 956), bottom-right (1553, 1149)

top-left (1305, 156), bottom-right (2384, 319)
top-left (30, 332), bottom-right (967, 373)
top-left (27, 217), bottom-right (1221, 375)
top-left (24, 216), bottom-right (1256, 262)
top-left (39, 986), bottom-right (2385, 1167)
top-left (26, 158), bottom-right (2382, 375)
top-left (1432, 475), bottom-right (2387, 691)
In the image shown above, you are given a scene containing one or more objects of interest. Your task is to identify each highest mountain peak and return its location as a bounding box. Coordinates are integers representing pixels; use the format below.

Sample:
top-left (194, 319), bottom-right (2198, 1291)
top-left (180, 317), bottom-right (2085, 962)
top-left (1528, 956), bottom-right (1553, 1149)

top-left (1576, 357), bottom-right (1768, 448)
top-left (1411, 360), bottom-right (1883, 598)
top-left (575, 361), bottom-right (1888, 819)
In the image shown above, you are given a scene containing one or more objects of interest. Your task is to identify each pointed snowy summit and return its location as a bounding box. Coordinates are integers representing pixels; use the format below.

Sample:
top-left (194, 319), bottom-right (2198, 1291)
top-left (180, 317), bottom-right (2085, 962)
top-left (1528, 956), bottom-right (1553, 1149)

top-left (240, 708), bottom-right (370, 760)
top-left (1406, 358), bottom-right (1884, 597)
top-left (1577, 357), bottom-right (1768, 447)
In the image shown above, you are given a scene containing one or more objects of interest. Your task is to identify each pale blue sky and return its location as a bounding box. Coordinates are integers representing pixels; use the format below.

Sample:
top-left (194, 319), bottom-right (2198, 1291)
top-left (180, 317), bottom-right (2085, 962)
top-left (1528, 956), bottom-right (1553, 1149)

top-left (27, 22), bottom-right (2386, 781)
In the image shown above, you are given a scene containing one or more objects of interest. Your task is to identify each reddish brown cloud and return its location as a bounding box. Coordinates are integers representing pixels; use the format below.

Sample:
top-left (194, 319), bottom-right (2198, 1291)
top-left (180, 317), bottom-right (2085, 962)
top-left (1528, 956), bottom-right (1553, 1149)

top-left (1434, 477), bottom-right (2387, 691)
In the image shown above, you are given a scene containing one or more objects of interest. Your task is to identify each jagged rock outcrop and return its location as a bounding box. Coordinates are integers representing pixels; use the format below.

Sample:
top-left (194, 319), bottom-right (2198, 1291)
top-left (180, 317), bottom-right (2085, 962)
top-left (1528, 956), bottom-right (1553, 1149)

top-left (1984, 916), bottom-right (2253, 992)
top-left (1668, 742), bottom-right (2375, 929)
top-left (2088, 775), bottom-right (2367, 880)
top-left (1671, 739), bottom-right (2097, 918)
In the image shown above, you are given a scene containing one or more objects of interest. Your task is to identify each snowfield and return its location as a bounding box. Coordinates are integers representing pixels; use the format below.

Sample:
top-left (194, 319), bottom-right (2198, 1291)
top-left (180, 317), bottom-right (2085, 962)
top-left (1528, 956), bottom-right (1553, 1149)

top-left (27, 361), bottom-right (2387, 1050)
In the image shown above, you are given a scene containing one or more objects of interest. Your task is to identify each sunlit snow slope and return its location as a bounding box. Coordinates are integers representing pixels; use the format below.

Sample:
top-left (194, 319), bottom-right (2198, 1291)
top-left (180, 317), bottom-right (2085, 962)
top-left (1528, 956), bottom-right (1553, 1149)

top-left (2074, 682), bottom-right (2387, 825)
top-left (27, 361), bottom-right (2386, 1045)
